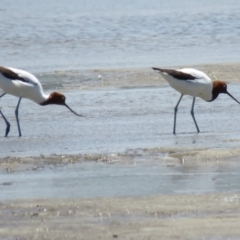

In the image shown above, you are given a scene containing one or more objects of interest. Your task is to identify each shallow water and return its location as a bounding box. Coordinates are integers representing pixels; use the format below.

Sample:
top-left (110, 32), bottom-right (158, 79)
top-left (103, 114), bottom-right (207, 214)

top-left (1, 84), bottom-right (240, 200)
top-left (1, 0), bottom-right (240, 72)
top-left (0, 85), bottom-right (240, 157)
top-left (1, 160), bottom-right (240, 201)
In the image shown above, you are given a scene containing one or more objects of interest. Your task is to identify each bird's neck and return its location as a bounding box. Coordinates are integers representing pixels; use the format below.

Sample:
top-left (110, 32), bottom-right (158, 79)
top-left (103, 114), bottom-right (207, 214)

top-left (38, 93), bottom-right (51, 105)
top-left (210, 80), bottom-right (226, 102)
top-left (210, 89), bottom-right (219, 102)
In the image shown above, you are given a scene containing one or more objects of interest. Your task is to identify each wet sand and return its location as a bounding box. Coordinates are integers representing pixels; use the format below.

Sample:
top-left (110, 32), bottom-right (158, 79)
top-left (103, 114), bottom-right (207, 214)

top-left (37, 63), bottom-right (240, 90)
top-left (1, 192), bottom-right (240, 239)
top-left (1, 63), bottom-right (240, 239)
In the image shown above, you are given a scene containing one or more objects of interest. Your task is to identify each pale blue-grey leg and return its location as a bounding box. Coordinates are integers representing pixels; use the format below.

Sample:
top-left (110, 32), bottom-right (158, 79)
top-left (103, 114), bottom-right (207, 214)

top-left (173, 94), bottom-right (183, 134)
top-left (15, 97), bottom-right (22, 137)
top-left (191, 97), bottom-right (200, 133)
top-left (0, 93), bottom-right (10, 137)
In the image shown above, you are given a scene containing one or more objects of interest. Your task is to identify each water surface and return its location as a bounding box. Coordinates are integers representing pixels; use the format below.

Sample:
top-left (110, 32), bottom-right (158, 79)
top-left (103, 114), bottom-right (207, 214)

top-left (1, 160), bottom-right (240, 201)
top-left (0, 85), bottom-right (240, 157)
top-left (1, 0), bottom-right (240, 72)
top-left (1, 84), bottom-right (240, 200)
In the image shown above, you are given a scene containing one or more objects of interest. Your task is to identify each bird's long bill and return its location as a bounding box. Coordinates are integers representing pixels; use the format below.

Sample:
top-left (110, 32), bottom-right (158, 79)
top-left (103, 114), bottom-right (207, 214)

top-left (227, 92), bottom-right (240, 104)
top-left (64, 103), bottom-right (84, 117)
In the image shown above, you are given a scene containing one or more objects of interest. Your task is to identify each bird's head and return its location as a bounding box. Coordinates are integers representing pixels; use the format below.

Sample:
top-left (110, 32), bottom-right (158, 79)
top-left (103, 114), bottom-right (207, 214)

top-left (40, 92), bottom-right (84, 117)
top-left (212, 81), bottom-right (227, 94)
top-left (211, 80), bottom-right (240, 104)
top-left (46, 92), bottom-right (66, 105)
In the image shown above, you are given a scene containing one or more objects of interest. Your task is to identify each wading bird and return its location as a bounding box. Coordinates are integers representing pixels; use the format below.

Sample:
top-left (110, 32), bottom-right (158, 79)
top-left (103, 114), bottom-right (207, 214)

top-left (152, 67), bottom-right (240, 134)
top-left (0, 66), bottom-right (83, 137)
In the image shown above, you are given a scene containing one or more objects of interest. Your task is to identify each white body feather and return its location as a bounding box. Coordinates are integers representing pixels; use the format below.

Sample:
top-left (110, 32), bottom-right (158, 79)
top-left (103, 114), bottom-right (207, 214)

top-left (159, 68), bottom-right (213, 101)
top-left (0, 67), bottom-right (48, 104)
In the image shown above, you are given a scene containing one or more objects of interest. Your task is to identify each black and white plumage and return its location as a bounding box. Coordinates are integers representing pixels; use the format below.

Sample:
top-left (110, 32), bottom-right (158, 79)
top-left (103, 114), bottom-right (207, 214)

top-left (153, 67), bottom-right (240, 134)
top-left (0, 66), bottom-right (83, 137)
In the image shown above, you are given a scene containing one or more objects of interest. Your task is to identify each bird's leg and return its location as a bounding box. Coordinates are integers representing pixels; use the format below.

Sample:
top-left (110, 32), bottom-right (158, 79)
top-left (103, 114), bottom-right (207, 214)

top-left (0, 93), bottom-right (6, 98)
top-left (173, 94), bottom-right (183, 134)
top-left (0, 93), bottom-right (11, 137)
top-left (0, 110), bottom-right (10, 137)
top-left (15, 97), bottom-right (22, 137)
top-left (190, 97), bottom-right (200, 133)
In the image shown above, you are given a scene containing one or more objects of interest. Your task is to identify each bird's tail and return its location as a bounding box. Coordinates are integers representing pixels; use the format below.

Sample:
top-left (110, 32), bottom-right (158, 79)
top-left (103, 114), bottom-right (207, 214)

top-left (152, 67), bottom-right (163, 72)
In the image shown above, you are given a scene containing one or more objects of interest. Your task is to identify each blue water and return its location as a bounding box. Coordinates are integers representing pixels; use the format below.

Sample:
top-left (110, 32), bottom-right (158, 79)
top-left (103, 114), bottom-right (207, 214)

top-left (1, 0), bottom-right (240, 72)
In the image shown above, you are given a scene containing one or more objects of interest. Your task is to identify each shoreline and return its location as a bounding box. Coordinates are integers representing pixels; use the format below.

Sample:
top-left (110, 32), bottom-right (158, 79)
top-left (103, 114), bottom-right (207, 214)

top-left (1, 146), bottom-right (240, 172)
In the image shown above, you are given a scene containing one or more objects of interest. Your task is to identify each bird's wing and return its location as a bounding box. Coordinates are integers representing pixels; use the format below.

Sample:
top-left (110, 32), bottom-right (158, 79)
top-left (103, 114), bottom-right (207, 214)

top-left (0, 66), bottom-right (29, 83)
top-left (152, 67), bottom-right (198, 80)
top-left (2, 67), bottom-right (39, 86)
top-left (179, 68), bottom-right (211, 80)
